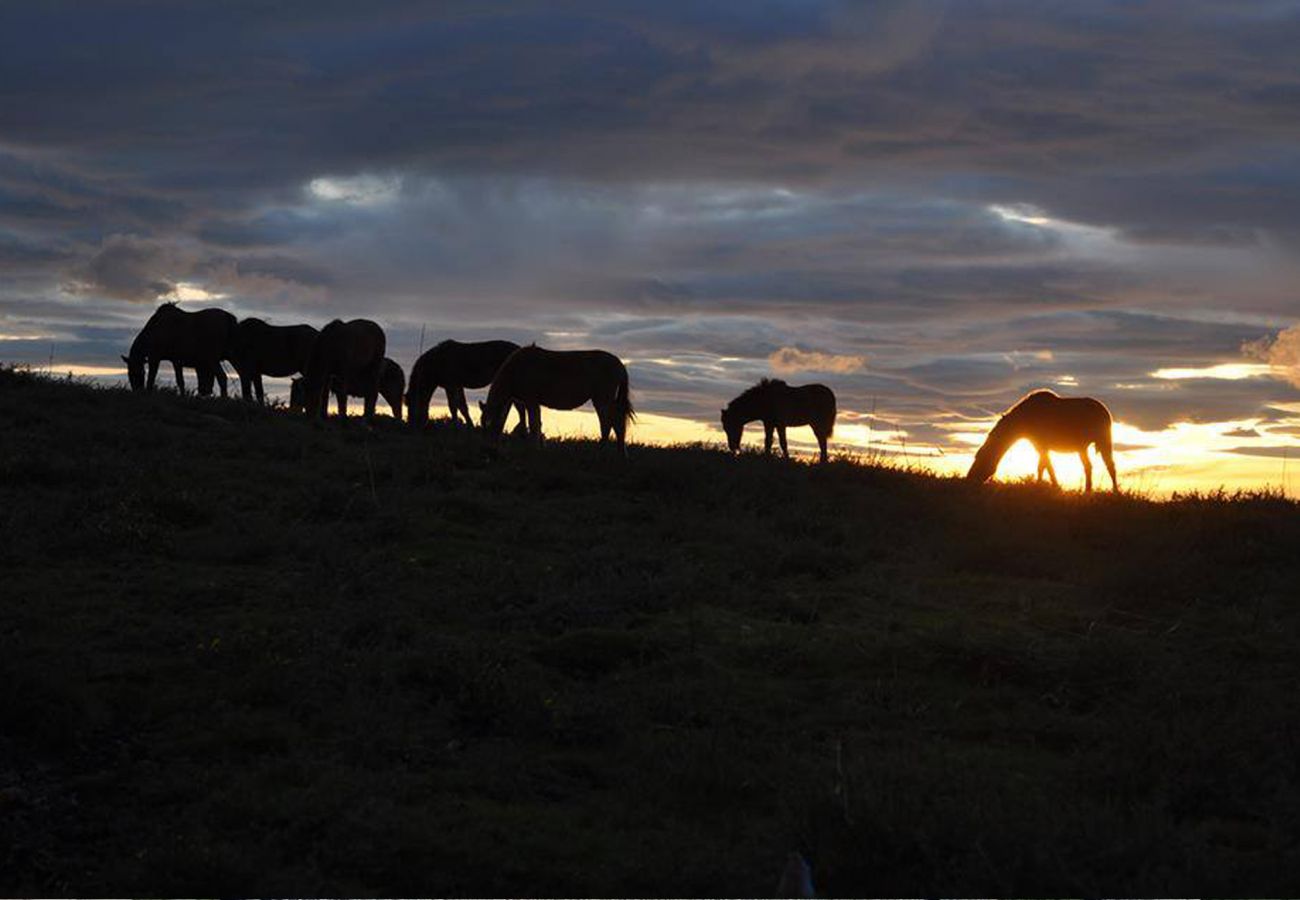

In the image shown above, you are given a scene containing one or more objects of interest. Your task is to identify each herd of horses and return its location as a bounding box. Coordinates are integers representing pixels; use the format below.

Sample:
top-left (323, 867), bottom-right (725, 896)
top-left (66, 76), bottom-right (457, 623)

top-left (122, 302), bottom-right (1120, 490)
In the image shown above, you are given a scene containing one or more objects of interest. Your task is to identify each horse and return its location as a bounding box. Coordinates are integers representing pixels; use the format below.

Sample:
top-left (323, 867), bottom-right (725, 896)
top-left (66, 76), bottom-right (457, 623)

top-left (228, 318), bottom-right (318, 404)
top-left (406, 338), bottom-right (526, 429)
top-left (479, 345), bottom-right (634, 453)
top-left (299, 319), bottom-right (387, 422)
top-left (290, 358), bottom-right (406, 419)
top-left (966, 389), bottom-right (1118, 492)
top-left (721, 379), bottom-right (837, 463)
top-left (121, 302), bottom-right (237, 397)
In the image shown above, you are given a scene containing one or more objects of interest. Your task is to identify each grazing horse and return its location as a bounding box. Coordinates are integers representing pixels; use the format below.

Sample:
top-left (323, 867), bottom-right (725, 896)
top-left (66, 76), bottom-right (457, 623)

top-left (479, 345), bottom-right (634, 453)
top-left (721, 379), bottom-right (837, 463)
top-left (299, 319), bottom-right (387, 422)
top-left (228, 318), bottom-right (318, 404)
top-left (290, 358), bottom-right (406, 420)
top-left (966, 389), bottom-right (1118, 492)
top-left (122, 302), bottom-right (236, 397)
top-left (406, 339), bottom-right (525, 429)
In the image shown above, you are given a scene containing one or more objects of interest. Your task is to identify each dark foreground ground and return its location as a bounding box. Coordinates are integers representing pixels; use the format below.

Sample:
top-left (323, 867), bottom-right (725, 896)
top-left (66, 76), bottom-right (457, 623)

top-left (1, 367), bottom-right (1298, 896)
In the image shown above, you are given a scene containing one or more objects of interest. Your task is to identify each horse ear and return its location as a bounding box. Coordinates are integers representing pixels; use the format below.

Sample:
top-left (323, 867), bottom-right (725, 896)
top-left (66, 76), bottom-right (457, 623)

top-left (121, 355), bottom-right (130, 364)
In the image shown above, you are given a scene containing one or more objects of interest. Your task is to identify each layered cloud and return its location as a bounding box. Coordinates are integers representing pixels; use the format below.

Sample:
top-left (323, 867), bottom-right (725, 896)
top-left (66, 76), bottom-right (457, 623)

top-left (1245, 325), bottom-right (1300, 387)
top-left (1, 0), bottom-right (1299, 479)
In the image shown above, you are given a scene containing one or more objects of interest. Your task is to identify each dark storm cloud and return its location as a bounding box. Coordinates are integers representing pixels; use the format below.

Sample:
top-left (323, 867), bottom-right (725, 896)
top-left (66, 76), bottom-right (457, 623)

top-left (2, 0), bottom-right (1300, 453)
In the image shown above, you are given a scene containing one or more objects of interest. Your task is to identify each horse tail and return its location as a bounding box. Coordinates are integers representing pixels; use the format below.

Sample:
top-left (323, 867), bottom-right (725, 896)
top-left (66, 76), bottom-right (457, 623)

top-left (616, 365), bottom-right (636, 427)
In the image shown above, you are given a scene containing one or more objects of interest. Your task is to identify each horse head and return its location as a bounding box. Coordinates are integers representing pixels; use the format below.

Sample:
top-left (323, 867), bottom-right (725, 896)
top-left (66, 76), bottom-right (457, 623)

top-left (478, 399), bottom-right (498, 435)
top-left (720, 406), bottom-right (743, 452)
top-left (122, 354), bottom-right (146, 391)
top-left (966, 415), bottom-right (1011, 482)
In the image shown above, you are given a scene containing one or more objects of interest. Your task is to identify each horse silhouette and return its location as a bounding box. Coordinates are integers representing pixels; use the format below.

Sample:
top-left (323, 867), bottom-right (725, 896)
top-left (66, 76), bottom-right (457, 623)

top-left (479, 345), bottom-right (633, 453)
top-left (290, 358), bottom-right (405, 419)
top-left (406, 339), bottom-right (525, 429)
top-left (967, 389), bottom-right (1118, 492)
top-left (299, 319), bottom-right (387, 422)
top-left (721, 379), bottom-right (837, 463)
top-left (228, 318), bottom-right (318, 404)
top-left (122, 302), bottom-right (236, 397)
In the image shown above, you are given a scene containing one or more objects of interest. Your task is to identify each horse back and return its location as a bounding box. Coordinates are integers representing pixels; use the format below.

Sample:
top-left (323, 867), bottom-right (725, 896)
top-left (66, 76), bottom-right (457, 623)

top-left (1022, 395), bottom-right (1113, 447)
top-left (139, 304), bottom-right (235, 363)
top-left (497, 346), bottom-right (626, 408)
top-left (315, 319), bottom-right (386, 377)
top-left (777, 383), bottom-right (835, 427)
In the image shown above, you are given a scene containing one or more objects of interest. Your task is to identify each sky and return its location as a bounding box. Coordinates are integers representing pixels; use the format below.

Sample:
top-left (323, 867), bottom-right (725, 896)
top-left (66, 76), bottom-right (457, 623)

top-left (2, 0), bottom-right (1300, 494)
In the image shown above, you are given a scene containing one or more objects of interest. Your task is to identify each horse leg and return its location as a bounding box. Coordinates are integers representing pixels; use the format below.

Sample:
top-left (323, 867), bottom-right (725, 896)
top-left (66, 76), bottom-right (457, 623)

top-left (197, 367), bottom-right (214, 397)
top-left (511, 400), bottom-right (528, 436)
top-left (334, 386), bottom-right (347, 420)
top-left (254, 373), bottom-right (265, 405)
top-left (764, 422), bottom-right (774, 455)
top-left (817, 431), bottom-right (828, 464)
top-left (238, 365), bottom-right (253, 402)
top-left (1079, 449), bottom-right (1093, 493)
top-left (614, 407), bottom-right (629, 457)
top-left (1043, 454), bottom-right (1059, 487)
top-left (1036, 454), bottom-right (1048, 483)
top-left (778, 425), bottom-right (789, 460)
top-left (214, 363), bottom-right (228, 398)
top-left (1102, 446), bottom-right (1118, 492)
top-left (1097, 434), bottom-right (1119, 492)
top-left (595, 402), bottom-right (612, 444)
top-left (363, 376), bottom-right (379, 423)
top-left (528, 403), bottom-right (544, 445)
top-left (173, 362), bottom-right (186, 394)
top-left (146, 358), bottom-right (160, 390)
top-left (455, 387), bottom-right (472, 425)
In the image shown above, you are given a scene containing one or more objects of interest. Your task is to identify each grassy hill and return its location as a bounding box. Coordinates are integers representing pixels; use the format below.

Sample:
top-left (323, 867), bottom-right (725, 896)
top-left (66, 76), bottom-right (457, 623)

top-left (2, 366), bottom-right (1298, 895)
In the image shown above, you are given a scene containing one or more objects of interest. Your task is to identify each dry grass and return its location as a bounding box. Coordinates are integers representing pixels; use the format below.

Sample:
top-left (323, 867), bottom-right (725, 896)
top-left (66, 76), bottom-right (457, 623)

top-left (1, 367), bottom-right (1298, 895)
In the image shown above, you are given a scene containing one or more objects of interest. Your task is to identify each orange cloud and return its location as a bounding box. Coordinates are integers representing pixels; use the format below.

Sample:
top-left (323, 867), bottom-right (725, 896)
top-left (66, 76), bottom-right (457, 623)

top-left (1244, 325), bottom-right (1300, 387)
top-left (769, 346), bottom-right (866, 375)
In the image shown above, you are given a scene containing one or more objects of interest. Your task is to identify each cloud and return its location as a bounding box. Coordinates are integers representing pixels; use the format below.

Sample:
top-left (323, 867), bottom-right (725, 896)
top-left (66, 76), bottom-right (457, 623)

top-left (769, 346), bottom-right (866, 374)
top-left (64, 235), bottom-right (179, 302)
top-left (1244, 324), bottom-right (1300, 387)
top-left (1, 0), bottom-right (1300, 469)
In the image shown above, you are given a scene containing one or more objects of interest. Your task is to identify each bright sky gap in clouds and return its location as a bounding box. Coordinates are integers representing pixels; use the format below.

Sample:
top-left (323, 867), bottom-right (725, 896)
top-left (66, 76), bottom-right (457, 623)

top-left (2, 1), bottom-right (1300, 494)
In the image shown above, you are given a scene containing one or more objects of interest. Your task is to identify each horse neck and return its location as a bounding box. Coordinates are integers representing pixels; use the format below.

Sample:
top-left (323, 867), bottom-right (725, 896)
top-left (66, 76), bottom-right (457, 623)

top-left (127, 330), bottom-right (150, 362)
top-left (729, 390), bottom-right (768, 425)
top-left (983, 416), bottom-right (1025, 461)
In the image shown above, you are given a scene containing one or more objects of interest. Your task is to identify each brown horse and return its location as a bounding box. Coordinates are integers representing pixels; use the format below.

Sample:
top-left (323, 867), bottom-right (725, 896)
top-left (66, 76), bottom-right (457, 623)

top-left (122, 302), bottom-right (236, 397)
top-left (406, 338), bottom-right (525, 429)
top-left (228, 318), bottom-right (318, 404)
top-left (721, 379), bottom-right (837, 463)
top-left (299, 319), bottom-right (387, 422)
top-left (479, 345), bottom-right (633, 453)
top-left (290, 358), bottom-right (406, 419)
top-left (966, 389), bottom-right (1118, 492)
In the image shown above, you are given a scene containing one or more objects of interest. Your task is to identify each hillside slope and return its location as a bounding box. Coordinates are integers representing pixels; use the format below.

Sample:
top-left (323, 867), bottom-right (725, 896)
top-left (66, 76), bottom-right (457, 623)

top-left (2, 368), bottom-right (1298, 895)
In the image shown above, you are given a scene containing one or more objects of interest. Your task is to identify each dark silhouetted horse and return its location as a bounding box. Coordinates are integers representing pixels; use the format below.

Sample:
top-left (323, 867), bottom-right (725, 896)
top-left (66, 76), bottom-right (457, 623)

top-left (228, 318), bottom-right (318, 404)
top-left (122, 303), bottom-right (236, 397)
top-left (299, 319), bottom-right (387, 422)
top-left (479, 345), bottom-right (633, 453)
top-left (290, 358), bottom-right (405, 420)
top-left (967, 389), bottom-right (1118, 492)
top-left (406, 339), bottom-right (525, 429)
top-left (721, 379), bottom-right (836, 463)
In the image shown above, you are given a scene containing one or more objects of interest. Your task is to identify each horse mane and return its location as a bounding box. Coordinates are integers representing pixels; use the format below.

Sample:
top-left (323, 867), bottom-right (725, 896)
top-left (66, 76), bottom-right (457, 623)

top-left (1004, 389), bottom-right (1059, 415)
top-left (728, 377), bottom-right (787, 409)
